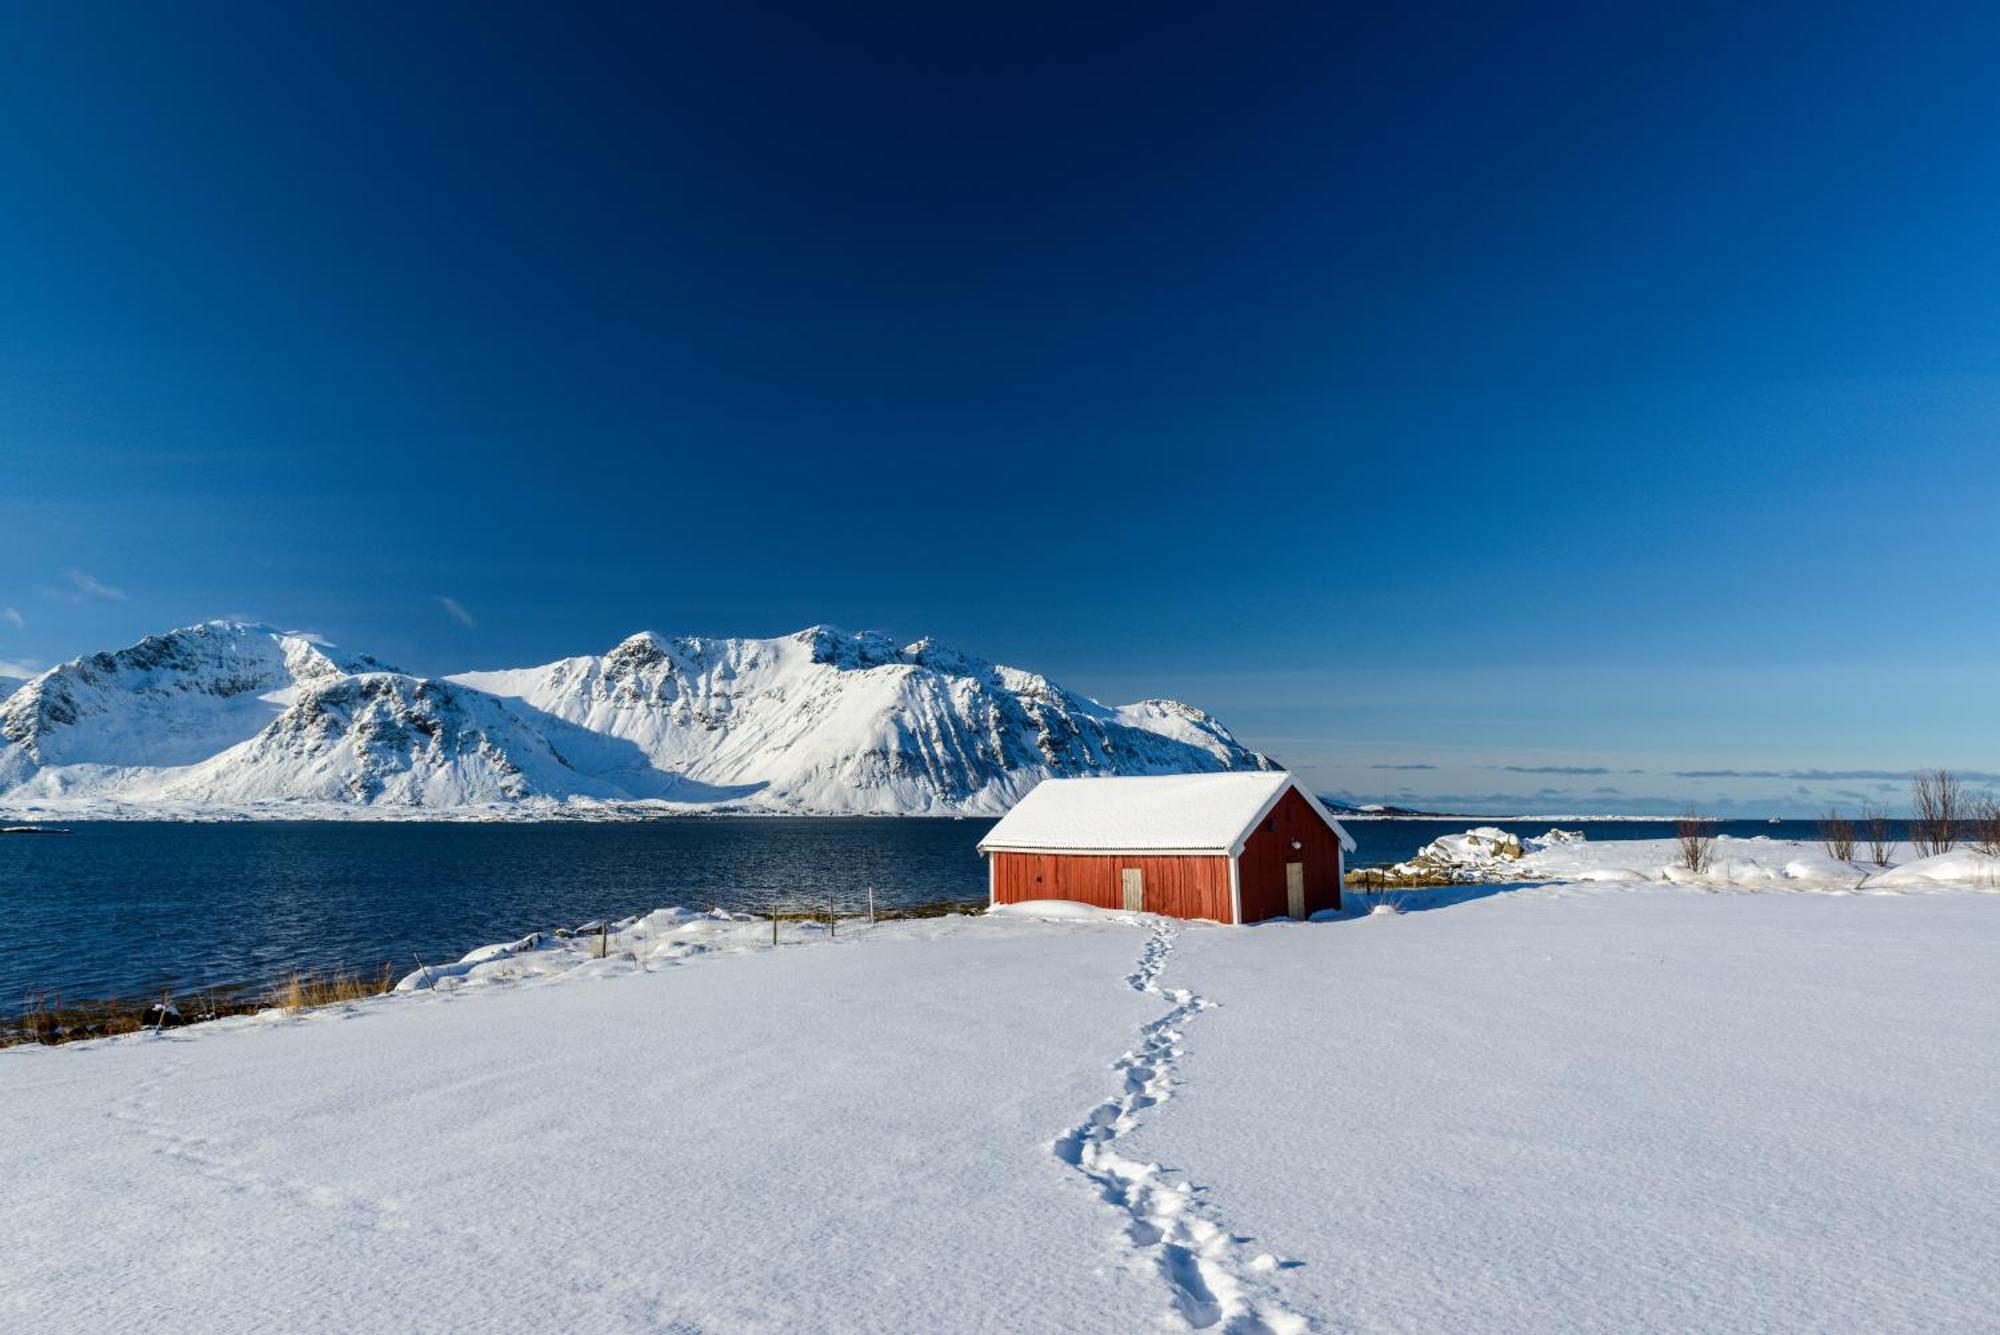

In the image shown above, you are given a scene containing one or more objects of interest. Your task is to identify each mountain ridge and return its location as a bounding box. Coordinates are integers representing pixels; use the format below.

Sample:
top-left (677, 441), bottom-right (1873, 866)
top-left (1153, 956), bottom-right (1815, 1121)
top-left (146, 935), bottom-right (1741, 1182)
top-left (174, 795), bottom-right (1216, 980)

top-left (0, 621), bottom-right (1276, 818)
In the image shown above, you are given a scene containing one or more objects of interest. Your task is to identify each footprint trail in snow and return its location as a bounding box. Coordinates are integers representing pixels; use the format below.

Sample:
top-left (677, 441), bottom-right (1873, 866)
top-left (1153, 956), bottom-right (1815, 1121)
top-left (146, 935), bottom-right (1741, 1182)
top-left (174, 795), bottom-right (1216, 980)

top-left (1053, 921), bottom-right (1311, 1334)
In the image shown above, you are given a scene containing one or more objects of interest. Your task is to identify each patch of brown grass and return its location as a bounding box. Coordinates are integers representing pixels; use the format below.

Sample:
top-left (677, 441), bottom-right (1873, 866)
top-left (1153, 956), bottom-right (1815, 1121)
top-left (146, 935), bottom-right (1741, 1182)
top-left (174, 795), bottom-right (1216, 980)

top-left (267, 965), bottom-right (395, 1013)
top-left (8, 964), bottom-right (396, 1048)
top-left (5, 989), bottom-right (248, 1047)
top-left (9, 994), bottom-right (143, 1046)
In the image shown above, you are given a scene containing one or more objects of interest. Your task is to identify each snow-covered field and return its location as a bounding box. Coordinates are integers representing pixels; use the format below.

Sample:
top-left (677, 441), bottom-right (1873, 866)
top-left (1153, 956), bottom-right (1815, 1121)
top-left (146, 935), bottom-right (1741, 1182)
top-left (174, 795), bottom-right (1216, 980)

top-left (5, 872), bottom-right (1996, 1332)
top-left (1372, 827), bottom-right (2000, 894)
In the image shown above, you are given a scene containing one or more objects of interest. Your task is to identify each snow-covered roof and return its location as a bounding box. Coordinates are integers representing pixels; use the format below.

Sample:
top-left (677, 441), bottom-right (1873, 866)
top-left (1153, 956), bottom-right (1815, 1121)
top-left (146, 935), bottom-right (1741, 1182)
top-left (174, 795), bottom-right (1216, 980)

top-left (978, 772), bottom-right (1355, 856)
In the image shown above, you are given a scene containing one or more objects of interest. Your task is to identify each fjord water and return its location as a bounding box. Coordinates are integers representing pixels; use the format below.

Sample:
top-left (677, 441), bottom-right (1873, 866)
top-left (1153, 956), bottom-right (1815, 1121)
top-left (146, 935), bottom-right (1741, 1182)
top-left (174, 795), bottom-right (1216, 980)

top-left (2, 820), bottom-right (1005, 1006)
top-left (4, 817), bottom-right (1833, 1006)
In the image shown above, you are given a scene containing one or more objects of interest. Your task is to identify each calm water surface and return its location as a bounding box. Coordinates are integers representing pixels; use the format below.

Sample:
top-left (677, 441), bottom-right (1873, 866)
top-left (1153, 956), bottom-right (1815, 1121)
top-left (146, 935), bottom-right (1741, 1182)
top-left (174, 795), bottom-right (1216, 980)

top-left (1, 816), bottom-right (1842, 1005)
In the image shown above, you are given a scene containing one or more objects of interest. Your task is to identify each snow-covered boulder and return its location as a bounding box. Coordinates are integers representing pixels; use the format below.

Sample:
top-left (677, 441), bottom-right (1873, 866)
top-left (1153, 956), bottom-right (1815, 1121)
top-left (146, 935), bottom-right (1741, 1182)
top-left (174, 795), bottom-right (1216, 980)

top-left (1360, 826), bottom-right (1549, 887)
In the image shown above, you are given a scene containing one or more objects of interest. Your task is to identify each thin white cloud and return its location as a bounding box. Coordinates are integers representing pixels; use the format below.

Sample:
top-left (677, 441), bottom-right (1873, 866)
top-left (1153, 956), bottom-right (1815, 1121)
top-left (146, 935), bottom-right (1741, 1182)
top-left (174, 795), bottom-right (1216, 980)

top-left (0, 657), bottom-right (38, 678)
top-left (439, 596), bottom-right (477, 628)
top-left (63, 569), bottom-right (126, 601)
top-left (1, 606), bottom-right (20, 629)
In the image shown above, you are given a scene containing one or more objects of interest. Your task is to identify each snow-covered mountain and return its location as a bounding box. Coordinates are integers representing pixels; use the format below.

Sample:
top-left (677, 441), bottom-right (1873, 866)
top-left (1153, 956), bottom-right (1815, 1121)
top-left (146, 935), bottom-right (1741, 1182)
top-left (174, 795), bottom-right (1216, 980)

top-left (0, 622), bottom-right (1275, 818)
top-left (453, 626), bottom-right (1271, 813)
top-left (0, 623), bottom-right (384, 791)
top-left (132, 672), bottom-right (667, 808)
top-left (0, 674), bottom-right (23, 703)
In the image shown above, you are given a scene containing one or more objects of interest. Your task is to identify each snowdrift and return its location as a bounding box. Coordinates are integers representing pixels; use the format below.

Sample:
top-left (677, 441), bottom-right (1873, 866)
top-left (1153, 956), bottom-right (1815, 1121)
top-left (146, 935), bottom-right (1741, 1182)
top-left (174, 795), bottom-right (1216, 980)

top-left (1366, 827), bottom-right (2000, 894)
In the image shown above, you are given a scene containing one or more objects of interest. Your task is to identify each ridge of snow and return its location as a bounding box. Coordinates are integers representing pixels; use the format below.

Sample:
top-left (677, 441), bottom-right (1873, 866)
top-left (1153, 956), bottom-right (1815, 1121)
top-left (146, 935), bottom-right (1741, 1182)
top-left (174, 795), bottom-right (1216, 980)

top-left (132, 672), bottom-right (643, 808)
top-left (0, 621), bottom-right (386, 784)
top-left (0, 623), bottom-right (1275, 817)
top-left (446, 626), bottom-right (1275, 816)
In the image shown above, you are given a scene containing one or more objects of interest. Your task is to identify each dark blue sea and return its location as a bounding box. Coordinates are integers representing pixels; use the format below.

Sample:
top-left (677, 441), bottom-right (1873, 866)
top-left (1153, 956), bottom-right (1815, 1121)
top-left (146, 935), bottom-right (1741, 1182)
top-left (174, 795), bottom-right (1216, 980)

top-left (0, 817), bottom-right (1843, 1006)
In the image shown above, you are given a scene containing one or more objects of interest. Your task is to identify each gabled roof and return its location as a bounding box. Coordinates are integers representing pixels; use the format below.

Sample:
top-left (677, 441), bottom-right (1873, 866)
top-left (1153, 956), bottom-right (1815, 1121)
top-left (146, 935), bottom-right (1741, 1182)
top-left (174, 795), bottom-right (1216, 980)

top-left (977, 772), bottom-right (1355, 856)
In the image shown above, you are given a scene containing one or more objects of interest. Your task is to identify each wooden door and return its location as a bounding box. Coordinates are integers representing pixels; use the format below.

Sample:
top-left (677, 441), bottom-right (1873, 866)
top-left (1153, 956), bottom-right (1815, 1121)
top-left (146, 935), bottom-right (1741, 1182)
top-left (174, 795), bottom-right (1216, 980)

top-left (1285, 862), bottom-right (1305, 919)
top-left (1121, 867), bottom-right (1144, 913)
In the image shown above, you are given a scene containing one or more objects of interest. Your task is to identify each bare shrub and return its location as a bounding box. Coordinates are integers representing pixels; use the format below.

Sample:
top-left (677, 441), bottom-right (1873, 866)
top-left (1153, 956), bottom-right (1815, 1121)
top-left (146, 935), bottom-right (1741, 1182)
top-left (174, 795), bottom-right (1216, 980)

top-left (1818, 809), bottom-right (1856, 862)
top-left (1910, 769), bottom-right (1963, 857)
top-left (1675, 813), bottom-right (1715, 874)
top-left (1861, 804), bottom-right (1894, 867)
top-left (1971, 794), bottom-right (2000, 857)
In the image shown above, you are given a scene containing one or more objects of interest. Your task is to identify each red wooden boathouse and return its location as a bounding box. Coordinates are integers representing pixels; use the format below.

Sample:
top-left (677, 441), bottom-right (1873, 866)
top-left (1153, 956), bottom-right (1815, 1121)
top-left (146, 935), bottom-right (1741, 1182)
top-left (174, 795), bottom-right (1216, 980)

top-left (979, 772), bottom-right (1354, 924)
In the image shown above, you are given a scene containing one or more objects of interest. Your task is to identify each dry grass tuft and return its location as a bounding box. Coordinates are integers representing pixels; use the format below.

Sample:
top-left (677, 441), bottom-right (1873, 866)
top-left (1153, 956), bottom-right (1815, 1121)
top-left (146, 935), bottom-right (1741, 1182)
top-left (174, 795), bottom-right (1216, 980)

top-left (268, 965), bottom-right (395, 1013)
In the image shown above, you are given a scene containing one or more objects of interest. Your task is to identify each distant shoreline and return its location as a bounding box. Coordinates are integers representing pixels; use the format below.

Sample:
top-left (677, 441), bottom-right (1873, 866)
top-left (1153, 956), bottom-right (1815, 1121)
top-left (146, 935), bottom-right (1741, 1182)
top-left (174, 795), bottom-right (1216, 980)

top-left (0, 808), bottom-right (1795, 826)
top-left (1333, 812), bottom-right (1725, 823)
top-left (0, 805), bottom-right (1007, 824)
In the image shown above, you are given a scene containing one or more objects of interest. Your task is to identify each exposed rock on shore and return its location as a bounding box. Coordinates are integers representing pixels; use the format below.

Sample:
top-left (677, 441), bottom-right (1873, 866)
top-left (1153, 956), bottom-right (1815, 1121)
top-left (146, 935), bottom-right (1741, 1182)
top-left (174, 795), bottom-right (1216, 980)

top-left (1347, 827), bottom-right (1582, 888)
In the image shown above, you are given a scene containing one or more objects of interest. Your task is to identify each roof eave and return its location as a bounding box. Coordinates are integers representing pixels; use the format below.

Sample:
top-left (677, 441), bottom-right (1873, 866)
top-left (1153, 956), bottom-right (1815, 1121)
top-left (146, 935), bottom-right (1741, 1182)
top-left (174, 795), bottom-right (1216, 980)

top-left (978, 844), bottom-right (1233, 857)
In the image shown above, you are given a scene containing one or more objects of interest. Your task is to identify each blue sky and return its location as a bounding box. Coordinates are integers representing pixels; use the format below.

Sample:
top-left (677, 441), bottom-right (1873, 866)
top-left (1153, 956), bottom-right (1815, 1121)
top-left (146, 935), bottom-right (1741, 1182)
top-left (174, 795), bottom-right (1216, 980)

top-left (4, 4), bottom-right (2000, 816)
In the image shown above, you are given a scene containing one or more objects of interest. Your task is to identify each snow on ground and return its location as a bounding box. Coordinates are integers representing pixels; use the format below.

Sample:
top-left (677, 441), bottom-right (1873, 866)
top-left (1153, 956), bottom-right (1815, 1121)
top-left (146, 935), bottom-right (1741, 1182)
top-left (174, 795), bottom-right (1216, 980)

top-left (1147, 887), bottom-right (2000, 1332)
top-left (5, 875), bottom-right (1998, 1332)
top-left (2, 913), bottom-right (1170, 1333)
top-left (1375, 828), bottom-right (2000, 894)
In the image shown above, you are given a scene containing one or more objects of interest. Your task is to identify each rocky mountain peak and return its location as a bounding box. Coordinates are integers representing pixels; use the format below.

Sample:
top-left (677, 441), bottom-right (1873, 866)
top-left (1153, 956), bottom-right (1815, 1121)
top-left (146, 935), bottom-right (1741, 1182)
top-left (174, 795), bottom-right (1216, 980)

top-left (798, 625), bottom-right (904, 672)
top-left (2, 622), bottom-right (1279, 816)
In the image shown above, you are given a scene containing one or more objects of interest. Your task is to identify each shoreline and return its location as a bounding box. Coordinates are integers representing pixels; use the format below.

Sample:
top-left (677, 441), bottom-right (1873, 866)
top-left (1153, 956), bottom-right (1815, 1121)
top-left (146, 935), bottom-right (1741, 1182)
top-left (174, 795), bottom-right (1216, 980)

top-left (11, 847), bottom-right (1992, 1329)
top-left (0, 806), bottom-right (1807, 826)
top-left (2, 897), bottom-right (987, 1046)
top-left (0, 805), bottom-right (1008, 824)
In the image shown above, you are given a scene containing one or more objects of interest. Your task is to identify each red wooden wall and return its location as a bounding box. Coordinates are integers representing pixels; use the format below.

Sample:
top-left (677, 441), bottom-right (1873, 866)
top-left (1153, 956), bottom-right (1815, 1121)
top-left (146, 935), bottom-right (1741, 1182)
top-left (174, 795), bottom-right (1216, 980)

top-left (1235, 787), bottom-right (1344, 922)
top-left (989, 851), bottom-right (1234, 922)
